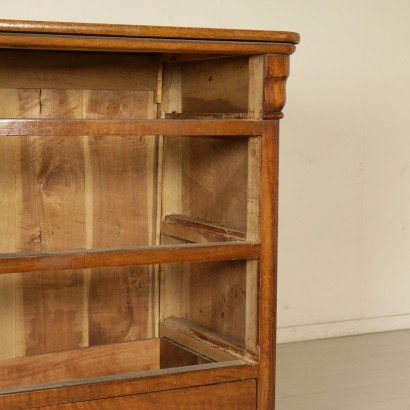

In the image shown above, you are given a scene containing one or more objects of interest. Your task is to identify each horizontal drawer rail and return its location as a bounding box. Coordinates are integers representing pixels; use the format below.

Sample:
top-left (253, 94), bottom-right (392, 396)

top-left (0, 119), bottom-right (264, 137)
top-left (0, 242), bottom-right (260, 274)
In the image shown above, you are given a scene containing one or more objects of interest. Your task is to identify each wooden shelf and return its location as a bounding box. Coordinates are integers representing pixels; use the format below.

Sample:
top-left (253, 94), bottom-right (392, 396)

top-left (161, 214), bottom-right (247, 243)
top-left (160, 316), bottom-right (251, 361)
top-left (0, 242), bottom-right (260, 274)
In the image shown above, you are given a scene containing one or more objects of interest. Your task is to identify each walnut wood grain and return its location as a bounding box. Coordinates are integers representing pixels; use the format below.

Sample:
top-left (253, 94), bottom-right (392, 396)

top-left (0, 362), bottom-right (257, 408)
top-left (83, 90), bottom-right (155, 346)
top-left (38, 379), bottom-right (257, 410)
top-left (16, 89), bottom-right (87, 357)
top-left (0, 119), bottom-right (263, 137)
top-left (0, 19), bottom-right (299, 44)
top-left (258, 121), bottom-right (280, 409)
top-left (263, 55), bottom-right (291, 118)
top-left (0, 242), bottom-right (260, 274)
top-left (0, 91), bottom-right (19, 361)
top-left (0, 33), bottom-right (297, 55)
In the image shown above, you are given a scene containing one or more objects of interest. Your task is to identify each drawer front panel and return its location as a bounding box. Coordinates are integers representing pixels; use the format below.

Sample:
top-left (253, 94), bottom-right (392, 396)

top-left (39, 379), bottom-right (256, 409)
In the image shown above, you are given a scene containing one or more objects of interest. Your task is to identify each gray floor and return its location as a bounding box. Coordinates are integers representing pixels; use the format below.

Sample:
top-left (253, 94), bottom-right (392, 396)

top-left (276, 329), bottom-right (410, 409)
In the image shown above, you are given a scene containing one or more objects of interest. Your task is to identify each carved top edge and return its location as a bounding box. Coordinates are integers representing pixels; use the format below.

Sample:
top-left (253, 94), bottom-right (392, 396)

top-left (0, 19), bottom-right (300, 45)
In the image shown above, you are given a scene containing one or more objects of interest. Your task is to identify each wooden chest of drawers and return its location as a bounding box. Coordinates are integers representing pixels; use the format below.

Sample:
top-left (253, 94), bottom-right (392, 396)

top-left (0, 19), bottom-right (298, 409)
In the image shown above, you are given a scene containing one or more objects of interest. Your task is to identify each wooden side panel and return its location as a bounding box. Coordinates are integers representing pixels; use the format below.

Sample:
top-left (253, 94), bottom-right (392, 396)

top-left (84, 90), bottom-right (156, 345)
top-left (159, 236), bottom-right (189, 322)
top-left (182, 136), bottom-right (248, 231)
top-left (161, 258), bottom-right (247, 344)
top-left (38, 379), bottom-right (256, 410)
top-left (185, 261), bottom-right (246, 342)
top-left (181, 57), bottom-right (249, 113)
top-left (180, 136), bottom-right (248, 342)
top-left (16, 89), bottom-right (86, 356)
top-left (160, 60), bottom-right (250, 344)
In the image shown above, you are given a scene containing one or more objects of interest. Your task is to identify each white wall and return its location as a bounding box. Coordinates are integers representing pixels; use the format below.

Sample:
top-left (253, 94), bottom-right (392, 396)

top-left (277, 0), bottom-right (410, 342)
top-left (3, 0), bottom-right (410, 342)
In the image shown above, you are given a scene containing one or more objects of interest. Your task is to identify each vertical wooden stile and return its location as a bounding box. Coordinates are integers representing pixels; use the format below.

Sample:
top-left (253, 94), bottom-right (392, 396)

top-left (152, 61), bottom-right (165, 337)
top-left (258, 53), bottom-right (290, 409)
top-left (147, 116), bottom-right (159, 337)
top-left (153, 133), bottom-right (163, 337)
top-left (159, 63), bottom-right (183, 218)
top-left (246, 56), bottom-right (264, 355)
top-left (82, 129), bottom-right (92, 348)
top-left (258, 121), bottom-right (279, 409)
top-left (159, 63), bottom-right (186, 321)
